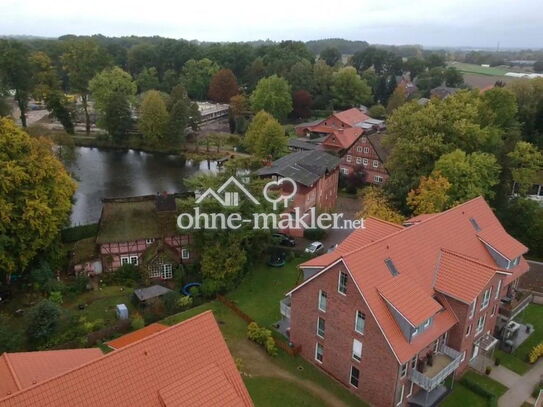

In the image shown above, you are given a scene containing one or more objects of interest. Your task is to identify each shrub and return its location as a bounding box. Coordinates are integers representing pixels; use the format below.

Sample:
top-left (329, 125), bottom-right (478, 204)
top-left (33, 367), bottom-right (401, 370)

top-left (162, 291), bottom-right (181, 315)
top-left (103, 264), bottom-right (142, 286)
top-left (529, 343), bottom-right (543, 363)
top-left (461, 376), bottom-right (497, 407)
top-left (177, 295), bottom-right (193, 310)
top-left (131, 313), bottom-right (145, 330)
top-left (25, 300), bottom-right (61, 347)
top-left (61, 223), bottom-right (99, 243)
top-left (49, 291), bottom-right (63, 305)
top-left (247, 322), bottom-right (276, 356)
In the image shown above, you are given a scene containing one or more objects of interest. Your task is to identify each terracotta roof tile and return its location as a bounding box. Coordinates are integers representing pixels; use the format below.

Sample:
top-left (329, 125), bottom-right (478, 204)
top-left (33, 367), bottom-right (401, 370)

top-left (0, 312), bottom-right (253, 407)
top-left (106, 323), bottom-right (167, 349)
top-left (333, 108), bottom-right (370, 127)
top-left (378, 274), bottom-right (443, 326)
top-left (322, 128), bottom-right (363, 150)
top-left (477, 224), bottom-right (528, 260)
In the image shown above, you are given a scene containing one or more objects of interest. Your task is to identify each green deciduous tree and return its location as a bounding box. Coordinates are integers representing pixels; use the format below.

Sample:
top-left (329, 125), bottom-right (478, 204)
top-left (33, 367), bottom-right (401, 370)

top-left (250, 75), bottom-right (293, 121)
top-left (61, 39), bottom-right (110, 135)
top-left (0, 119), bottom-right (76, 280)
top-left (320, 47), bottom-right (342, 66)
top-left (498, 198), bottom-right (543, 258)
top-left (244, 111), bottom-right (287, 159)
top-left (331, 67), bottom-right (372, 109)
top-left (507, 141), bottom-right (543, 195)
top-left (136, 67), bottom-right (160, 93)
top-left (103, 91), bottom-right (133, 143)
top-left (25, 300), bottom-right (61, 347)
top-left (138, 90), bottom-right (168, 144)
top-left (181, 58), bottom-right (219, 100)
top-left (89, 66), bottom-right (136, 113)
top-left (433, 149), bottom-right (500, 203)
top-left (287, 59), bottom-right (315, 93)
top-left (0, 40), bottom-right (33, 127)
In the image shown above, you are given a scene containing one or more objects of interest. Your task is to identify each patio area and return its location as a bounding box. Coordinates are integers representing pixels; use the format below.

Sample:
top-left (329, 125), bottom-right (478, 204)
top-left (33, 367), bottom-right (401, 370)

top-left (423, 354), bottom-right (456, 378)
top-left (409, 384), bottom-right (449, 407)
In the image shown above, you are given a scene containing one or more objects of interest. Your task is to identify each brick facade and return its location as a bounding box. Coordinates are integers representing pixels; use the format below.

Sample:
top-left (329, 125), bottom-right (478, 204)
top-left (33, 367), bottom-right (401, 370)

top-left (341, 135), bottom-right (389, 185)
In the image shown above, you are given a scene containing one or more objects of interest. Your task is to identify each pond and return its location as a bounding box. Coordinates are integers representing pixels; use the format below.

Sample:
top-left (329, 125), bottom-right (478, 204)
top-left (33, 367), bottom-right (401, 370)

top-left (65, 146), bottom-right (218, 226)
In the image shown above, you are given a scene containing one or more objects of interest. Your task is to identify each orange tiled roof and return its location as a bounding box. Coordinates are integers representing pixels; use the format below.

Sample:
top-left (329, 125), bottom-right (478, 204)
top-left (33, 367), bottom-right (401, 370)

top-left (378, 274), bottom-right (443, 326)
top-left (301, 217), bottom-right (403, 268)
top-left (477, 224), bottom-right (528, 260)
top-left (322, 128), bottom-right (363, 150)
top-left (0, 312), bottom-right (253, 407)
top-left (295, 197), bottom-right (528, 363)
top-left (332, 108), bottom-right (370, 127)
top-left (106, 323), bottom-right (167, 349)
top-left (0, 349), bottom-right (103, 398)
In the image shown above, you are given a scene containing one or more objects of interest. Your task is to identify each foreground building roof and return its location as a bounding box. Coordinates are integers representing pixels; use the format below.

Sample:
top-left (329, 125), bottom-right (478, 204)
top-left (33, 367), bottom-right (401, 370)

top-left (0, 312), bottom-right (253, 407)
top-left (0, 349), bottom-right (103, 398)
top-left (293, 197), bottom-right (529, 363)
top-left (106, 323), bottom-right (168, 350)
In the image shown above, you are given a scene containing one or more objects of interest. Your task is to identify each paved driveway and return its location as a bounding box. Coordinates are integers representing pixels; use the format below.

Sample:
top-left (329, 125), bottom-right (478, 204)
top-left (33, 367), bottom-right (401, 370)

top-left (490, 359), bottom-right (543, 407)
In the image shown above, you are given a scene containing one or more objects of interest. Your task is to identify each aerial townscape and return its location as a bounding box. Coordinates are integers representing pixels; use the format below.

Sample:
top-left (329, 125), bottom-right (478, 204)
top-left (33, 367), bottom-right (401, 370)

top-left (1, 1), bottom-right (543, 406)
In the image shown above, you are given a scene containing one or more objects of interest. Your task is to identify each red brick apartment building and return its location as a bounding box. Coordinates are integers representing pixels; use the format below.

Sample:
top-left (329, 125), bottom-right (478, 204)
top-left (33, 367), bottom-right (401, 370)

top-left (255, 149), bottom-right (340, 237)
top-left (279, 197), bottom-right (528, 407)
top-left (294, 108), bottom-right (389, 185)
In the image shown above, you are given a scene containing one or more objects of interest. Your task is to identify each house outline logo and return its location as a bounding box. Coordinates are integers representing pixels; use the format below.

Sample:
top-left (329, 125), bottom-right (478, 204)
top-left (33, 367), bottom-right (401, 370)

top-left (195, 176), bottom-right (260, 207)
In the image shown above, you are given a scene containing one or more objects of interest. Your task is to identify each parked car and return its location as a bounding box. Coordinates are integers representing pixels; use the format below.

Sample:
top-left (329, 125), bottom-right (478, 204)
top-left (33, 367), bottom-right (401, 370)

top-left (272, 232), bottom-right (296, 247)
top-left (305, 241), bottom-right (324, 255)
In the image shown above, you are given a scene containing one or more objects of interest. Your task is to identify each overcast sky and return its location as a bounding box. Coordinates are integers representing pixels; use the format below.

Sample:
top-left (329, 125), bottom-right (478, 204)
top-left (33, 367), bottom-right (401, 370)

top-left (1, 0), bottom-right (542, 48)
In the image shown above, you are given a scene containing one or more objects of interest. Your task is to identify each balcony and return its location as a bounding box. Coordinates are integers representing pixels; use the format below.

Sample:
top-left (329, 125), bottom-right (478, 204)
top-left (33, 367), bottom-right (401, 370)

top-left (409, 344), bottom-right (463, 392)
top-left (280, 297), bottom-right (291, 319)
top-left (499, 290), bottom-right (532, 320)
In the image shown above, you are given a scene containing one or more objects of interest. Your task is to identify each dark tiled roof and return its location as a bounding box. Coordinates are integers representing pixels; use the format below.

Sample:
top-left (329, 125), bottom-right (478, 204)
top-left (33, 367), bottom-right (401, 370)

top-left (367, 132), bottom-right (389, 164)
top-left (256, 150), bottom-right (340, 187)
top-left (288, 138), bottom-right (318, 151)
top-left (134, 285), bottom-right (173, 302)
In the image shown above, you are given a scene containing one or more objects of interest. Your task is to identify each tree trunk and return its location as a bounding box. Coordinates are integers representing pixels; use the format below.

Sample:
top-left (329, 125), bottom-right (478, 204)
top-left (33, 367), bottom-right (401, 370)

top-left (16, 93), bottom-right (27, 128)
top-left (82, 94), bottom-right (90, 136)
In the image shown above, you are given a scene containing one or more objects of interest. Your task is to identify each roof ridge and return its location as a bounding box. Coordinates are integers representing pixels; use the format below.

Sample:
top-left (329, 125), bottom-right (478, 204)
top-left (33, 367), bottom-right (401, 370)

top-left (0, 311), bottom-right (214, 403)
top-left (440, 248), bottom-right (507, 272)
top-left (1, 353), bottom-right (22, 391)
top-left (337, 197), bottom-right (485, 263)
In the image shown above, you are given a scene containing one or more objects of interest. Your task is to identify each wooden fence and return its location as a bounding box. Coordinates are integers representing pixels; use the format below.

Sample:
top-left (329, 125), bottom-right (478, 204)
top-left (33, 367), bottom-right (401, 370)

top-left (216, 295), bottom-right (301, 356)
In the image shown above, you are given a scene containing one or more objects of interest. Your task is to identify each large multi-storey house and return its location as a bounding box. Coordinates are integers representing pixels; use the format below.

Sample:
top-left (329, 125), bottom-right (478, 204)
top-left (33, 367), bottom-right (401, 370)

top-left (95, 193), bottom-right (193, 279)
top-left (255, 149), bottom-right (340, 237)
top-left (279, 197), bottom-right (528, 406)
top-left (294, 108), bottom-right (388, 185)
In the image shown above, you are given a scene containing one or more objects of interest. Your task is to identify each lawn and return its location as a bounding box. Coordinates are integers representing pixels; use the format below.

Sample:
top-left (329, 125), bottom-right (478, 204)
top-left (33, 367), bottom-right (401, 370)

top-left (64, 285), bottom-right (135, 325)
top-left (449, 62), bottom-right (509, 76)
top-left (244, 377), bottom-right (327, 407)
top-left (495, 349), bottom-right (531, 375)
top-left (228, 259), bottom-right (303, 327)
top-left (441, 383), bottom-right (487, 407)
top-left (514, 304), bottom-right (543, 362)
top-left (463, 370), bottom-right (508, 397)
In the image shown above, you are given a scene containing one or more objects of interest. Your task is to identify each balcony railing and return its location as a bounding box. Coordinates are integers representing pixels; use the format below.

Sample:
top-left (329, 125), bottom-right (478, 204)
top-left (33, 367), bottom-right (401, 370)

top-left (409, 344), bottom-right (462, 392)
top-left (280, 297), bottom-right (291, 319)
top-left (499, 291), bottom-right (532, 319)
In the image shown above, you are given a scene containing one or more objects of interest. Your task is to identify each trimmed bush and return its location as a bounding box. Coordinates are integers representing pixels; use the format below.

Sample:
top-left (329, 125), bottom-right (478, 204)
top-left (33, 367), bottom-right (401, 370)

top-left (247, 322), bottom-right (277, 356)
top-left (529, 343), bottom-right (543, 363)
top-left (461, 376), bottom-right (498, 407)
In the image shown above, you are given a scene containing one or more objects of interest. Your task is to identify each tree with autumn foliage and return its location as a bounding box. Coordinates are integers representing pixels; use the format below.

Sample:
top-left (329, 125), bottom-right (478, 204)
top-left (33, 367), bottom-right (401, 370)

top-left (0, 118), bottom-right (76, 281)
top-left (208, 69), bottom-right (239, 103)
top-left (356, 186), bottom-right (404, 224)
top-left (407, 172), bottom-right (452, 215)
top-left (292, 90), bottom-right (313, 119)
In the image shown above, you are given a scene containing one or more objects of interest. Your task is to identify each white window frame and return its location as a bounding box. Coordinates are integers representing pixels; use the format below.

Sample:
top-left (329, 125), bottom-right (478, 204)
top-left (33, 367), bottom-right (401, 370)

top-left (338, 271), bottom-right (348, 295)
top-left (481, 288), bottom-right (492, 310)
top-left (362, 158), bottom-right (368, 166)
top-left (363, 146), bottom-right (369, 153)
top-left (355, 310), bottom-right (365, 334)
top-left (361, 137), bottom-right (367, 144)
top-left (407, 381), bottom-right (414, 398)
top-left (352, 339), bottom-right (362, 361)
top-left (410, 355), bottom-right (417, 369)
top-left (161, 263), bottom-right (173, 279)
top-left (412, 327), bottom-right (419, 337)
top-left (346, 155), bottom-right (352, 163)
top-left (149, 264), bottom-right (161, 278)
top-left (129, 255), bottom-right (139, 265)
top-left (475, 314), bottom-right (486, 336)
top-left (374, 175), bottom-right (383, 183)
top-left (317, 317), bottom-right (325, 338)
top-left (356, 157), bottom-right (363, 164)
top-left (495, 280), bottom-right (502, 299)
top-left (315, 343), bottom-right (324, 363)
top-left (181, 248), bottom-right (190, 259)
top-left (341, 167), bottom-right (349, 175)
top-left (356, 146), bottom-right (363, 152)
top-left (120, 256), bottom-right (130, 265)
top-left (461, 351), bottom-right (466, 362)
top-left (466, 324), bottom-right (471, 337)
top-left (318, 290), bottom-right (327, 312)
top-left (400, 362), bottom-right (408, 378)
top-left (372, 160), bottom-right (379, 168)
top-left (145, 238), bottom-right (154, 244)
top-left (423, 318), bottom-right (431, 328)
top-left (350, 366), bottom-right (360, 388)
top-left (491, 303), bottom-right (497, 317)
top-left (468, 300), bottom-right (476, 319)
